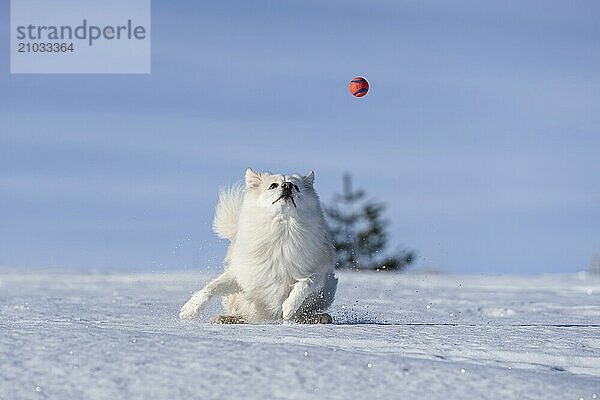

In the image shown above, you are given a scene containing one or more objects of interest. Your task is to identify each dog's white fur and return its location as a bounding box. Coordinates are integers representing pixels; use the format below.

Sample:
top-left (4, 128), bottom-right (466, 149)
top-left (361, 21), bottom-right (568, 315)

top-left (179, 168), bottom-right (338, 323)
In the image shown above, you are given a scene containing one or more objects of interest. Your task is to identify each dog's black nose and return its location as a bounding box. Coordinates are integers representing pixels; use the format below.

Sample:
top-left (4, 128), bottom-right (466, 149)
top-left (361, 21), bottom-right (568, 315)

top-left (281, 182), bottom-right (293, 191)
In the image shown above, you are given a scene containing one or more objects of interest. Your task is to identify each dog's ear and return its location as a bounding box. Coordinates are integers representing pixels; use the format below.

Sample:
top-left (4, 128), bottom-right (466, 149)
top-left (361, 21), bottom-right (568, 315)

top-left (245, 168), bottom-right (261, 188)
top-left (303, 170), bottom-right (315, 186)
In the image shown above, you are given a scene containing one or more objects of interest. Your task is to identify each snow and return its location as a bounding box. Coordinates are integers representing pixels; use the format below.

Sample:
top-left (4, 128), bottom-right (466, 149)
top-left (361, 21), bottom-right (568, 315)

top-left (1, 270), bottom-right (599, 399)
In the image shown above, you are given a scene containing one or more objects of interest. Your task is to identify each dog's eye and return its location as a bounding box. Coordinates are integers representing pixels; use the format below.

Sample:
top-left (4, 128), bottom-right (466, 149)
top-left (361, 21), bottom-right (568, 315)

top-left (268, 183), bottom-right (279, 190)
top-left (293, 184), bottom-right (299, 192)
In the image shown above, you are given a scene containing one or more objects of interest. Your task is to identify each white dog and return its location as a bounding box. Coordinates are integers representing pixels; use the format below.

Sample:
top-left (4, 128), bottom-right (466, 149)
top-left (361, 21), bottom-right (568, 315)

top-left (179, 168), bottom-right (338, 324)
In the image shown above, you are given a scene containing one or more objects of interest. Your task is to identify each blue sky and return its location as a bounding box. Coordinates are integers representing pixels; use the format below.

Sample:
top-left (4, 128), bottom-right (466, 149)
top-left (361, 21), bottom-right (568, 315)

top-left (1, 0), bottom-right (599, 274)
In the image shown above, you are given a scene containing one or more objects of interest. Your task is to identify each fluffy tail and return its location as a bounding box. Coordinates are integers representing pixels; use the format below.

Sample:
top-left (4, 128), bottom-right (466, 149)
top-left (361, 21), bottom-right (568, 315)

top-left (212, 185), bottom-right (244, 241)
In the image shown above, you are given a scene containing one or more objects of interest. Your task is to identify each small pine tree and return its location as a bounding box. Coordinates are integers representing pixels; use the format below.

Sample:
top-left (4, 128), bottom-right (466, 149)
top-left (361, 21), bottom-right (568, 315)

top-left (325, 173), bottom-right (415, 271)
top-left (589, 251), bottom-right (600, 275)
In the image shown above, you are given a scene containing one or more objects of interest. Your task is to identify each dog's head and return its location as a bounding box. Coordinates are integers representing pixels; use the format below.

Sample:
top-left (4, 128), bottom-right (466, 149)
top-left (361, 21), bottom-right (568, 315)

top-left (243, 168), bottom-right (320, 215)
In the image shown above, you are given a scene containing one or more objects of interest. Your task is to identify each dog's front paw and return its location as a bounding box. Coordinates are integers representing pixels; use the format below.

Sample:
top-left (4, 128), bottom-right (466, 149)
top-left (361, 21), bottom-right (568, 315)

top-left (281, 299), bottom-right (296, 320)
top-left (179, 292), bottom-right (208, 320)
top-left (179, 300), bottom-right (199, 320)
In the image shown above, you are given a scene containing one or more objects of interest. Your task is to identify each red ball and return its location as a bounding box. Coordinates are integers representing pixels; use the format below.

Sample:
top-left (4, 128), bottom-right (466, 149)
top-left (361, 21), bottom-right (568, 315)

top-left (349, 76), bottom-right (369, 97)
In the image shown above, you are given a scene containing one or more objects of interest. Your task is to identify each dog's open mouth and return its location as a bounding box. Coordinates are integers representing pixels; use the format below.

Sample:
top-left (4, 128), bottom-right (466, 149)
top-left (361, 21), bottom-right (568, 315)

top-left (272, 194), bottom-right (296, 207)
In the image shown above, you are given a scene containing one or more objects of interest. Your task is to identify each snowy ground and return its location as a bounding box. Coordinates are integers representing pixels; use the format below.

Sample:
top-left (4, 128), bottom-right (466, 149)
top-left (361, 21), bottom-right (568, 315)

top-left (1, 270), bottom-right (599, 400)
